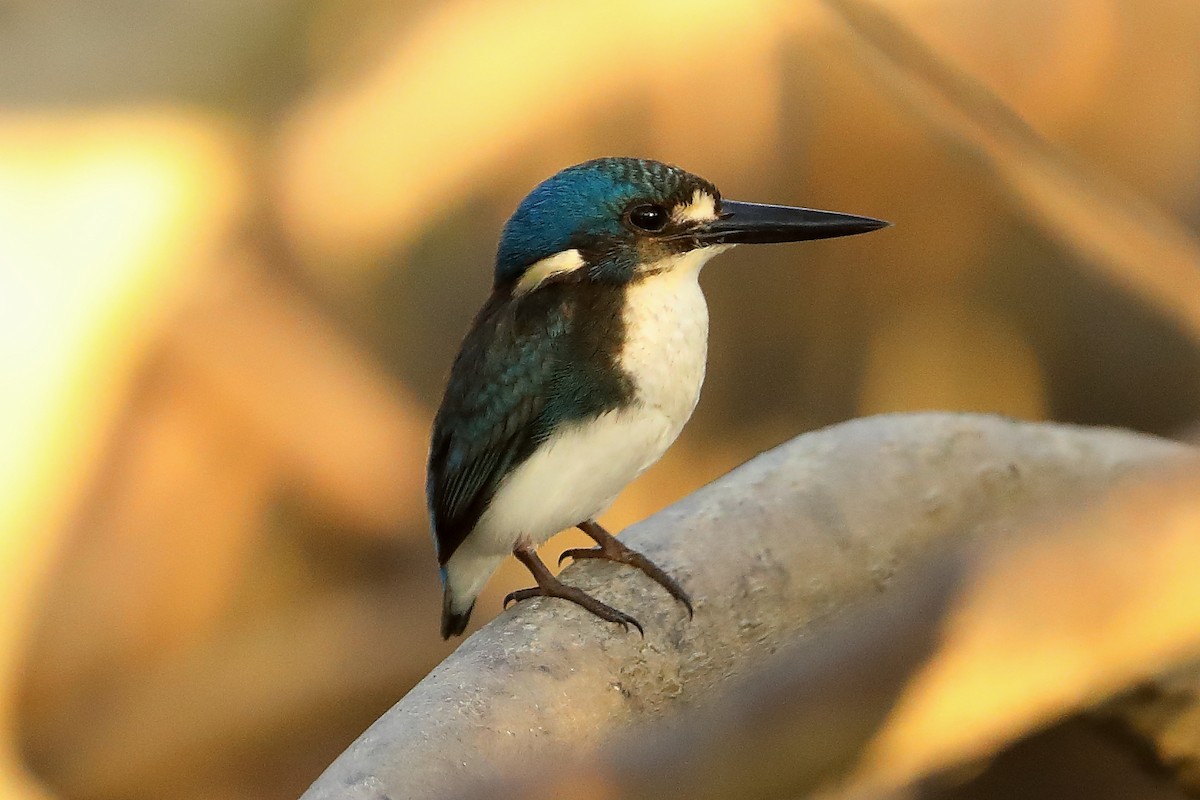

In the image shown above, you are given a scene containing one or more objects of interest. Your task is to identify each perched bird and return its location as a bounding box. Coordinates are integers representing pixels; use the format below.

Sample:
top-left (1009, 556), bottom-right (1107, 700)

top-left (428, 157), bottom-right (886, 639)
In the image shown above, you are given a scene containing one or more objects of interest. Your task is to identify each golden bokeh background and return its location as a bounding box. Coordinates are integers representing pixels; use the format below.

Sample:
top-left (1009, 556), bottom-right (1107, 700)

top-left (1, 0), bottom-right (1198, 798)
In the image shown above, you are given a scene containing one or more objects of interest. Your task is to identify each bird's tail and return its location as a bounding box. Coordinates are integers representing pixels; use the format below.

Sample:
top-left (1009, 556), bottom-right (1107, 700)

top-left (439, 555), bottom-right (499, 639)
top-left (441, 585), bottom-right (475, 639)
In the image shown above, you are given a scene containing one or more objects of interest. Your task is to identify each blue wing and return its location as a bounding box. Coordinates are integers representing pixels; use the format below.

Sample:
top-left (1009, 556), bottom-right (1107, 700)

top-left (427, 292), bottom-right (557, 564)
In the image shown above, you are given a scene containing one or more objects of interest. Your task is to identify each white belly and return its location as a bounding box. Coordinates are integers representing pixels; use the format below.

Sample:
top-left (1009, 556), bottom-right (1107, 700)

top-left (443, 247), bottom-right (721, 608)
top-left (472, 407), bottom-right (681, 551)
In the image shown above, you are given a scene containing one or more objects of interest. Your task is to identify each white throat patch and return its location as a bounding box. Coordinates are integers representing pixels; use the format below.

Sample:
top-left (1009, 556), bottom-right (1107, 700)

top-left (515, 248), bottom-right (585, 295)
top-left (638, 243), bottom-right (732, 278)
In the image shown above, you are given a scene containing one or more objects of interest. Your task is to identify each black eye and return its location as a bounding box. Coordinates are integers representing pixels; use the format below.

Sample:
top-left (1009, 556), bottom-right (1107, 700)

top-left (626, 204), bottom-right (669, 233)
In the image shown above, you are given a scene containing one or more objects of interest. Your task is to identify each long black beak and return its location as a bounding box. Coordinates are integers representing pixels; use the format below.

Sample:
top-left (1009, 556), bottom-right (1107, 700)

top-left (692, 200), bottom-right (888, 245)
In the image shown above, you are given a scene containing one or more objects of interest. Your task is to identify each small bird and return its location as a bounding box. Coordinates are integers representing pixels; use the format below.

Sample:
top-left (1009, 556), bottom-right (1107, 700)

top-left (428, 157), bottom-right (886, 639)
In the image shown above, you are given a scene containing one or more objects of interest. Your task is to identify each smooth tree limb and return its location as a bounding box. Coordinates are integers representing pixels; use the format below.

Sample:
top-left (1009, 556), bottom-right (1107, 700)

top-left (299, 413), bottom-right (1191, 800)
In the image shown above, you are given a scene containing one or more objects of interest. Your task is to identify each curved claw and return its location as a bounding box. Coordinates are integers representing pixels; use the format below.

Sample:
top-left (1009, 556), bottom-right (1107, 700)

top-left (558, 546), bottom-right (598, 567)
top-left (603, 607), bottom-right (645, 637)
top-left (503, 587), bottom-right (540, 609)
top-left (626, 614), bottom-right (645, 637)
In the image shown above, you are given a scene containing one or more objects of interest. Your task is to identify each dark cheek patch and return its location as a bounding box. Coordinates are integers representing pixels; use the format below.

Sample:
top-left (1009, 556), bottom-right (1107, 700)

top-left (636, 237), bottom-right (690, 270)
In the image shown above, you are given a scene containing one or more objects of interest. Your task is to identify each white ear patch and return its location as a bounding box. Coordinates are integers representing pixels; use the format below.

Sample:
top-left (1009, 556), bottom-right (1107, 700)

top-left (515, 248), bottom-right (585, 294)
top-left (673, 190), bottom-right (719, 224)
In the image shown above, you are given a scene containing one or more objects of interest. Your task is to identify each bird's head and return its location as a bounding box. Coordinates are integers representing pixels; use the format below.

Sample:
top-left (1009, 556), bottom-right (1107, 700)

top-left (494, 157), bottom-right (887, 295)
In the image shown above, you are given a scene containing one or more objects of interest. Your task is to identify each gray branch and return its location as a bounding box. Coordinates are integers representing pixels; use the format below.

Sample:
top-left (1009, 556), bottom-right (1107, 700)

top-left (299, 413), bottom-right (1188, 800)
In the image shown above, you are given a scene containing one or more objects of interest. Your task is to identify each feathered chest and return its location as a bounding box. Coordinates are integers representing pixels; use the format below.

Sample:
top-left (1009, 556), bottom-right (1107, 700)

top-left (617, 268), bottom-right (710, 431)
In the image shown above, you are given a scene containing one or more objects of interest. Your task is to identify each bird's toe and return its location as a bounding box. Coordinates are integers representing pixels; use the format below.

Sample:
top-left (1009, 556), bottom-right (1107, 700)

top-left (557, 546), bottom-right (601, 566)
top-left (502, 587), bottom-right (541, 609)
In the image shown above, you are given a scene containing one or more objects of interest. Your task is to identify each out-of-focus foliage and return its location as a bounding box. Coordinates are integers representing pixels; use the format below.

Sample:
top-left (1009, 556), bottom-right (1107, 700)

top-left (0, 1), bottom-right (1197, 798)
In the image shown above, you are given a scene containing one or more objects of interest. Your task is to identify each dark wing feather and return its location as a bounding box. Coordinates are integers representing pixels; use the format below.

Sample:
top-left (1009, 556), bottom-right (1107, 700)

top-left (427, 292), bottom-right (561, 564)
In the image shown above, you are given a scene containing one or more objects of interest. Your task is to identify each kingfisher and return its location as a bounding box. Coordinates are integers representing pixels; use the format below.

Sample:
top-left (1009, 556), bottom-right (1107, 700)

top-left (428, 157), bottom-right (886, 639)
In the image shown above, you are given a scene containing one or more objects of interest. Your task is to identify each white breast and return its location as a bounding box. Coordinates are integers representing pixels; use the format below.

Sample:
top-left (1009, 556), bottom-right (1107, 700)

top-left (618, 248), bottom-right (717, 440)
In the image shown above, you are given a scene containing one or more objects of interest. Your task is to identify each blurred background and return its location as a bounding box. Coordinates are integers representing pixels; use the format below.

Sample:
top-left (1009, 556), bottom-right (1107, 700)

top-left (1, 0), bottom-right (1199, 798)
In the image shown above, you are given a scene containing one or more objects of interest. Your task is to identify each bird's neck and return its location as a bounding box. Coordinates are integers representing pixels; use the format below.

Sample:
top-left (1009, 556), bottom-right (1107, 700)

top-left (616, 256), bottom-right (713, 428)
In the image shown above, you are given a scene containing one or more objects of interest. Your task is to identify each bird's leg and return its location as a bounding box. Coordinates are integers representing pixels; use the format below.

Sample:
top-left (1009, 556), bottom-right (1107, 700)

top-left (504, 544), bottom-right (644, 635)
top-left (560, 520), bottom-right (693, 618)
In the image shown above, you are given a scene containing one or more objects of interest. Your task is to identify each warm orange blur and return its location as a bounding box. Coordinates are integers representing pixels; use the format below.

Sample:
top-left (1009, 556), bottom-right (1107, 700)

top-left (1, 0), bottom-right (1198, 798)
